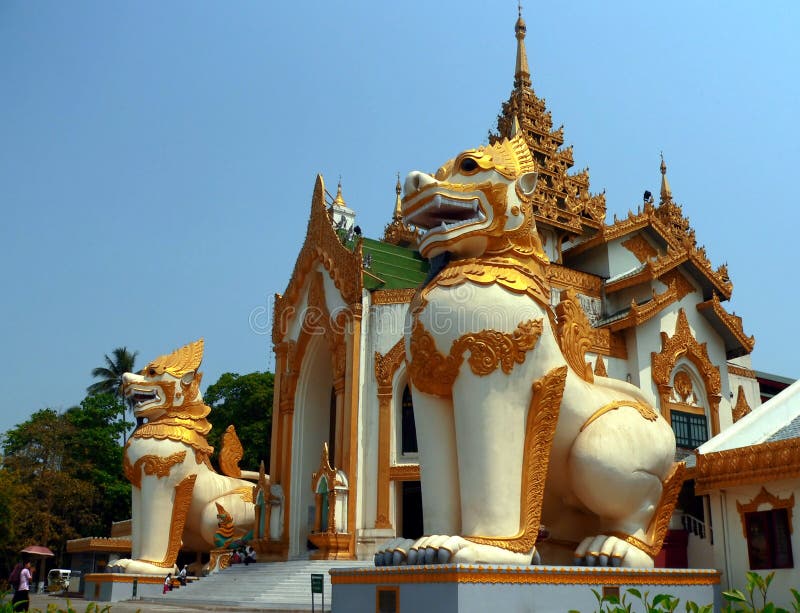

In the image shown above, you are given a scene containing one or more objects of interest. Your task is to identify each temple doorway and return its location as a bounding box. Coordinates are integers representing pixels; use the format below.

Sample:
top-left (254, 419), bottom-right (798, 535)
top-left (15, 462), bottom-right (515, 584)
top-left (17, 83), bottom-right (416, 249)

top-left (400, 481), bottom-right (423, 540)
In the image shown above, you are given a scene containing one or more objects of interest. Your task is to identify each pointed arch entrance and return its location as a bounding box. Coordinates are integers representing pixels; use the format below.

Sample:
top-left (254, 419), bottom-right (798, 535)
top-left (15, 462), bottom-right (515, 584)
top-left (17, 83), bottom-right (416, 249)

top-left (652, 309), bottom-right (722, 445)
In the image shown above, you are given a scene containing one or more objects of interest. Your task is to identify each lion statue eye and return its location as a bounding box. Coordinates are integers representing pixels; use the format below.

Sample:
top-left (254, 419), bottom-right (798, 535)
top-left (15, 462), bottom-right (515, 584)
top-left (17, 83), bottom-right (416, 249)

top-left (148, 368), bottom-right (156, 377)
top-left (459, 157), bottom-right (479, 173)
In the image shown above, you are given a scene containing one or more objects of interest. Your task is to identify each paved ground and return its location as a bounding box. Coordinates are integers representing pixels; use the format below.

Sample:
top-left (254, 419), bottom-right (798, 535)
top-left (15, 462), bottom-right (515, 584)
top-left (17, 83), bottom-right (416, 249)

top-left (29, 594), bottom-right (323, 612)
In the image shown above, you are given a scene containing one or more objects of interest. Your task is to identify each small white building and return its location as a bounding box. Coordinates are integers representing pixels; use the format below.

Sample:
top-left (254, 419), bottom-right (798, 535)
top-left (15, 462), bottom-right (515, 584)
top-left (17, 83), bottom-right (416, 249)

top-left (694, 381), bottom-right (800, 606)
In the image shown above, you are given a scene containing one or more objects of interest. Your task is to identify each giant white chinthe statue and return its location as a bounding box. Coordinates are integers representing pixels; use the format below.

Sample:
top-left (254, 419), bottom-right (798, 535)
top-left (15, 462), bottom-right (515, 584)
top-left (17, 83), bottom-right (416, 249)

top-left (112, 339), bottom-right (258, 575)
top-left (376, 123), bottom-right (683, 569)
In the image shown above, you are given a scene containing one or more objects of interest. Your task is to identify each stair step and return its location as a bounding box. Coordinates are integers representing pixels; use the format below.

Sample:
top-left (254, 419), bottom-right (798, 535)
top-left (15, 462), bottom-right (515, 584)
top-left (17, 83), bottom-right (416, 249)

top-left (156, 559), bottom-right (372, 609)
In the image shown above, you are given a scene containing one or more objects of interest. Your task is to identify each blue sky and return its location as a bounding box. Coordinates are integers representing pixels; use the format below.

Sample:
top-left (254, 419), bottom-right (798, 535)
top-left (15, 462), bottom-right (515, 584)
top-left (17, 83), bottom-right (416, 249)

top-left (2, 1), bottom-right (799, 436)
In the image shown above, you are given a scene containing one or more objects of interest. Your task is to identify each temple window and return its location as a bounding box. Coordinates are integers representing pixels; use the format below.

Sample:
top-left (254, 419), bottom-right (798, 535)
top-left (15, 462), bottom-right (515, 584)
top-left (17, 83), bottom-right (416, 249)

top-left (666, 367), bottom-right (710, 449)
top-left (670, 410), bottom-right (708, 449)
top-left (737, 488), bottom-right (795, 571)
top-left (317, 478), bottom-right (330, 532)
top-left (744, 509), bottom-right (794, 570)
top-left (401, 385), bottom-right (418, 455)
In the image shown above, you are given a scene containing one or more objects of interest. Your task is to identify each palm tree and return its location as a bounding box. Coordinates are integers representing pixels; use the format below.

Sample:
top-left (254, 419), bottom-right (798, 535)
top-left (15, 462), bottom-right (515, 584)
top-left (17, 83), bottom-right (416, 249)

top-left (88, 347), bottom-right (138, 441)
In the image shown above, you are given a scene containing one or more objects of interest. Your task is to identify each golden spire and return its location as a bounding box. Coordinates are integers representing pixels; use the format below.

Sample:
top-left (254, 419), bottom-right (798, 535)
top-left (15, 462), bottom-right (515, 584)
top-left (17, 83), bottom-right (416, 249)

top-left (514, 2), bottom-right (531, 89)
top-left (659, 152), bottom-right (672, 203)
top-left (393, 172), bottom-right (402, 220)
top-left (333, 177), bottom-right (347, 208)
top-left (384, 173), bottom-right (419, 247)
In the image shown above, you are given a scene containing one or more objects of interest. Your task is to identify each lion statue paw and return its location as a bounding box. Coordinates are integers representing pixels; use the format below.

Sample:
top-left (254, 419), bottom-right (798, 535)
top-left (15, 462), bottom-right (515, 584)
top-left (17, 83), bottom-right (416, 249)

top-left (108, 559), bottom-right (176, 575)
top-left (573, 535), bottom-right (654, 568)
top-left (376, 535), bottom-right (536, 566)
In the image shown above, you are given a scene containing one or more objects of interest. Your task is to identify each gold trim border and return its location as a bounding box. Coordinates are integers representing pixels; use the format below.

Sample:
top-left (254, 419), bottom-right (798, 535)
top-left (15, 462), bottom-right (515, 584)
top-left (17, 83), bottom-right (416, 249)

top-left (329, 565), bottom-right (721, 586)
top-left (695, 438), bottom-right (800, 494)
top-left (372, 288), bottom-right (416, 305)
top-left (727, 364), bottom-right (756, 379)
top-left (389, 464), bottom-right (420, 482)
top-left (84, 573), bottom-right (164, 585)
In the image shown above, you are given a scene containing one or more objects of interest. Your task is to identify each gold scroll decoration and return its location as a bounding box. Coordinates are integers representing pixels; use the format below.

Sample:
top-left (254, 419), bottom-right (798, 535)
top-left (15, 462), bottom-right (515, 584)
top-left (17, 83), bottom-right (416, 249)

top-left (219, 425), bottom-right (245, 478)
top-left (555, 289), bottom-right (593, 383)
top-left (580, 400), bottom-right (659, 432)
top-left (732, 386), bottom-right (751, 423)
top-left (408, 318), bottom-right (543, 398)
top-left (422, 258), bottom-right (550, 308)
top-left (123, 450), bottom-right (187, 489)
top-left (145, 339), bottom-right (204, 378)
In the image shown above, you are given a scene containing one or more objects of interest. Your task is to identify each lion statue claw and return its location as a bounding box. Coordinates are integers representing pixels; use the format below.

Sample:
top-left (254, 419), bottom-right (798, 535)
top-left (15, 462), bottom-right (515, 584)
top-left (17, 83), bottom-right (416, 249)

top-left (376, 123), bottom-right (682, 568)
top-left (111, 339), bottom-right (259, 574)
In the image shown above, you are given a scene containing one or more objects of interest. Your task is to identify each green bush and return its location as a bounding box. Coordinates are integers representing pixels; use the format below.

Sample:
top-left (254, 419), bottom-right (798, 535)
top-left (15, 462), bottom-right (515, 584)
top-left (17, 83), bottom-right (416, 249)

top-left (568, 571), bottom-right (800, 613)
top-left (0, 591), bottom-right (122, 613)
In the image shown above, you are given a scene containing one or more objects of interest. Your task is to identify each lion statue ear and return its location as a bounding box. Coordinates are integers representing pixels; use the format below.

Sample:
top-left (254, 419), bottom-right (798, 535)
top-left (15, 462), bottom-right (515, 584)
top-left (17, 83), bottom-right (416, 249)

top-left (517, 171), bottom-right (538, 197)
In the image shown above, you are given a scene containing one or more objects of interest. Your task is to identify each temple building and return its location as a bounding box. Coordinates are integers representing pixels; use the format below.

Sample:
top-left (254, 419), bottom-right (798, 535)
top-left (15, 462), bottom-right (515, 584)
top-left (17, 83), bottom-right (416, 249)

top-left (264, 10), bottom-right (798, 601)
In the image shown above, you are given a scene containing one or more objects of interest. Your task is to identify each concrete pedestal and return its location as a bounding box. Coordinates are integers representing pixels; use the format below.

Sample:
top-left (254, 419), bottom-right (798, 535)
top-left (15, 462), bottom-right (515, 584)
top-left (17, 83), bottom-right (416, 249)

top-left (330, 564), bottom-right (721, 613)
top-left (83, 573), bottom-right (166, 602)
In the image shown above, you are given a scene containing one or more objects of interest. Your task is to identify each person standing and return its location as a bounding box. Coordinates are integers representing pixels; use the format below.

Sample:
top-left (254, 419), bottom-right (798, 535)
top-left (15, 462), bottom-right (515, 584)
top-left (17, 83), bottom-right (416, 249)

top-left (12, 561), bottom-right (33, 611)
top-left (178, 565), bottom-right (187, 586)
top-left (163, 573), bottom-right (172, 594)
top-left (8, 561), bottom-right (23, 592)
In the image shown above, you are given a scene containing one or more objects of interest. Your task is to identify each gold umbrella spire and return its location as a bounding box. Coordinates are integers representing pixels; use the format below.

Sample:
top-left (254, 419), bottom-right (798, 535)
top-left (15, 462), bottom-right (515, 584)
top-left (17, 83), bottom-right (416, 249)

top-left (333, 177), bottom-right (347, 208)
top-left (660, 152), bottom-right (672, 203)
top-left (514, 2), bottom-right (531, 89)
top-left (393, 172), bottom-right (402, 220)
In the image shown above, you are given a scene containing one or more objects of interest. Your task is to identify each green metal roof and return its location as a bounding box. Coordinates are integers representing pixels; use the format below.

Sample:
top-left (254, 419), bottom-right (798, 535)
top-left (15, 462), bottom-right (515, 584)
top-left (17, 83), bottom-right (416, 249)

top-left (361, 237), bottom-right (429, 291)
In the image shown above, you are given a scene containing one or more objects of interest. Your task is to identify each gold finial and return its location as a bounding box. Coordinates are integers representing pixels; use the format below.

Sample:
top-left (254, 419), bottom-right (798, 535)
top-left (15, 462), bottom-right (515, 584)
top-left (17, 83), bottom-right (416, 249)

top-left (659, 152), bottom-right (672, 203)
top-left (393, 172), bottom-right (402, 220)
top-left (514, 3), bottom-right (531, 89)
top-left (334, 177), bottom-right (347, 208)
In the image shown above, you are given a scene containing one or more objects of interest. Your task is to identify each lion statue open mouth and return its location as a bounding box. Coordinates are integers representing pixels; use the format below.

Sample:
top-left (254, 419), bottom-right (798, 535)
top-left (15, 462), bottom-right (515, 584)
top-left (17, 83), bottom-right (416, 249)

top-left (111, 340), bottom-right (259, 575)
top-left (375, 123), bottom-right (682, 568)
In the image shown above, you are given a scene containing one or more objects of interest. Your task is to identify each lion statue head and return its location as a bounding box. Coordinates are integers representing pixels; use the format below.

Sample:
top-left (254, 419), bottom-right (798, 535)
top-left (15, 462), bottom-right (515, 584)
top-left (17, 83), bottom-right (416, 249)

top-left (122, 339), bottom-right (211, 435)
top-left (401, 120), bottom-right (546, 267)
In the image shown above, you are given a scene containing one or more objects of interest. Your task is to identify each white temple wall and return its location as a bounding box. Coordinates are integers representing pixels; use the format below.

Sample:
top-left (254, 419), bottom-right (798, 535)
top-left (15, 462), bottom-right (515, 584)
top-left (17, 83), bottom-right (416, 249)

top-left (606, 237), bottom-right (648, 279)
top-left (320, 265), bottom-right (348, 320)
top-left (370, 303), bottom-right (407, 354)
top-left (354, 300), bottom-right (408, 544)
top-left (599, 352), bottom-right (634, 385)
top-left (286, 281), bottom-right (311, 343)
top-left (604, 284), bottom-right (658, 320)
top-left (630, 314), bottom-right (660, 401)
top-left (727, 354), bottom-right (762, 411)
top-left (353, 291), bottom-right (371, 538)
top-left (568, 246), bottom-right (610, 278)
top-left (358, 302), bottom-right (381, 531)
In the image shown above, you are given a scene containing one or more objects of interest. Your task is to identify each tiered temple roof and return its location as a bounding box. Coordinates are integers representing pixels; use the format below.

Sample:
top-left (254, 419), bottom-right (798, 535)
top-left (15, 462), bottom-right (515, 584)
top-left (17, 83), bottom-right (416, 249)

top-left (490, 11), bottom-right (606, 235)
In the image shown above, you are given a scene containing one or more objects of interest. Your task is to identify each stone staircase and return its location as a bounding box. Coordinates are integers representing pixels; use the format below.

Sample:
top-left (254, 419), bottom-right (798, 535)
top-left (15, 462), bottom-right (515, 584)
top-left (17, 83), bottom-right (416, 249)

top-left (155, 559), bottom-right (373, 611)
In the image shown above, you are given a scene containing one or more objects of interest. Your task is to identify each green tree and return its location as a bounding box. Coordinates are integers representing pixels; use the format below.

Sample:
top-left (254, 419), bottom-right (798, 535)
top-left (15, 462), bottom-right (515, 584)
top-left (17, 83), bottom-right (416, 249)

top-left (1, 409), bottom-right (94, 566)
top-left (0, 463), bottom-right (26, 566)
top-left (204, 372), bottom-right (274, 472)
top-left (87, 347), bottom-right (138, 397)
top-left (87, 346), bottom-right (138, 441)
top-left (64, 393), bottom-right (131, 534)
top-left (0, 395), bottom-right (131, 572)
